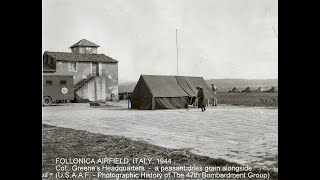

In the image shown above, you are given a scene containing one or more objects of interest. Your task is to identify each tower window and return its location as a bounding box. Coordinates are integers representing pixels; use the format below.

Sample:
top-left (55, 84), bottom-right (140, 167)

top-left (85, 47), bottom-right (93, 54)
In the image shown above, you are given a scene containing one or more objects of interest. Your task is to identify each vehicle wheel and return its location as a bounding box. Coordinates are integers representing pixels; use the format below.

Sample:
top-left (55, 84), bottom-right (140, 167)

top-left (43, 96), bottom-right (52, 106)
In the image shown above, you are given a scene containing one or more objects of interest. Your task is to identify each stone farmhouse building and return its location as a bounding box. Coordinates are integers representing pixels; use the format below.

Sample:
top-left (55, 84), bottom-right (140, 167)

top-left (43, 39), bottom-right (119, 101)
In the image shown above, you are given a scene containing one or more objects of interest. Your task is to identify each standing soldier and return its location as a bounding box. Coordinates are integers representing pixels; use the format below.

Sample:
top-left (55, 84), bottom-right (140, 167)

top-left (211, 84), bottom-right (218, 94)
top-left (211, 84), bottom-right (218, 106)
top-left (196, 87), bottom-right (206, 112)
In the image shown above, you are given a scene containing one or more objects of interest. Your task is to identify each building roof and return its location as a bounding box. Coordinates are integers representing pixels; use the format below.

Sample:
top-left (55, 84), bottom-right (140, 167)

top-left (43, 64), bottom-right (56, 72)
top-left (44, 51), bottom-right (118, 63)
top-left (70, 39), bottom-right (100, 48)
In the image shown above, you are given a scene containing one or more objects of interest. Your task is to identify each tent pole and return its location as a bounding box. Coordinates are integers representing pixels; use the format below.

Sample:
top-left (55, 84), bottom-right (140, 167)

top-left (152, 97), bottom-right (155, 110)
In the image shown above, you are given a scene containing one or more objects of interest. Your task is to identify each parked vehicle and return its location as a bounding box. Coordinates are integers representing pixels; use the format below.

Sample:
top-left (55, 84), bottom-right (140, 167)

top-left (43, 75), bottom-right (74, 106)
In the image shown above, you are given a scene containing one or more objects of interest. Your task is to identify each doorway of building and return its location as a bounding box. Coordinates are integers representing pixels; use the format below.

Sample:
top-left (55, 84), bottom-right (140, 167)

top-left (92, 63), bottom-right (99, 76)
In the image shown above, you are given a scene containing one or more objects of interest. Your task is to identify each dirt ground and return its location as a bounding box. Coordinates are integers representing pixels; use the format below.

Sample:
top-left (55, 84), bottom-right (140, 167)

top-left (217, 93), bottom-right (278, 107)
top-left (42, 101), bottom-right (278, 172)
top-left (42, 124), bottom-right (278, 179)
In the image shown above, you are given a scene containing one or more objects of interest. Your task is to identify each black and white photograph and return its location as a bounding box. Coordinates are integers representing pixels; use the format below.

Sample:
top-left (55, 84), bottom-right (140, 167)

top-left (42, 0), bottom-right (278, 179)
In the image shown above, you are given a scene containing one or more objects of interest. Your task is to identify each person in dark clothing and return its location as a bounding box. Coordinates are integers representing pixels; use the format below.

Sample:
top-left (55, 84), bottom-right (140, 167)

top-left (197, 87), bottom-right (206, 112)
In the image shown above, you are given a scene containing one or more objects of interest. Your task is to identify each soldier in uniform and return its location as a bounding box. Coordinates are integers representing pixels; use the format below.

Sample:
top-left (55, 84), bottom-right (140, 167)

top-left (211, 84), bottom-right (218, 94)
top-left (196, 86), bottom-right (206, 112)
top-left (211, 84), bottom-right (218, 106)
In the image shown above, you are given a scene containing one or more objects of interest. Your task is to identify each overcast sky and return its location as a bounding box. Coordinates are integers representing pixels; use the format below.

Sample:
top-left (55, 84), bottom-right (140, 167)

top-left (42, 0), bottom-right (278, 83)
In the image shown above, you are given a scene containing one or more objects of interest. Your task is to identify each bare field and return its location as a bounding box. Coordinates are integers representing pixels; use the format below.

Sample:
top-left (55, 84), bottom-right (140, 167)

top-left (217, 92), bottom-right (278, 107)
top-left (42, 101), bottom-right (278, 172)
top-left (42, 124), bottom-right (278, 179)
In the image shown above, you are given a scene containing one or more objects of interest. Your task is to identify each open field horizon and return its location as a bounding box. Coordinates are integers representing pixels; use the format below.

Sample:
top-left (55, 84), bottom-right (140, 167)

top-left (119, 78), bottom-right (278, 93)
top-left (217, 92), bottom-right (278, 107)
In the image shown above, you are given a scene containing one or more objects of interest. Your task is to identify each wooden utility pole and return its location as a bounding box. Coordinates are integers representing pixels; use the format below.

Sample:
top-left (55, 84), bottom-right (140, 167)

top-left (176, 29), bottom-right (179, 76)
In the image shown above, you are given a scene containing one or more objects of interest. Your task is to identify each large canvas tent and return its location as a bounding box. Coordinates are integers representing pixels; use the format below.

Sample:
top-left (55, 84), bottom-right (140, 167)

top-left (242, 86), bottom-right (252, 93)
top-left (130, 75), bottom-right (217, 110)
top-left (229, 87), bottom-right (240, 93)
top-left (255, 87), bottom-right (263, 93)
top-left (265, 86), bottom-right (278, 93)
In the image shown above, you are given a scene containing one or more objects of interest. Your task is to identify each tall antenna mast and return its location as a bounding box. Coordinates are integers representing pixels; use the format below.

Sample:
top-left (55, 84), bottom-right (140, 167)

top-left (176, 29), bottom-right (179, 76)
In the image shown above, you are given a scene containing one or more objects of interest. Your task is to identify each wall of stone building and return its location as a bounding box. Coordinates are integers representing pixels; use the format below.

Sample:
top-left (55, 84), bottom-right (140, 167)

top-left (43, 61), bottom-right (118, 101)
top-left (75, 76), bottom-right (107, 101)
top-left (44, 61), bottom-right (92, 84)
top-left (100, 63), bottom-right (118, 100)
